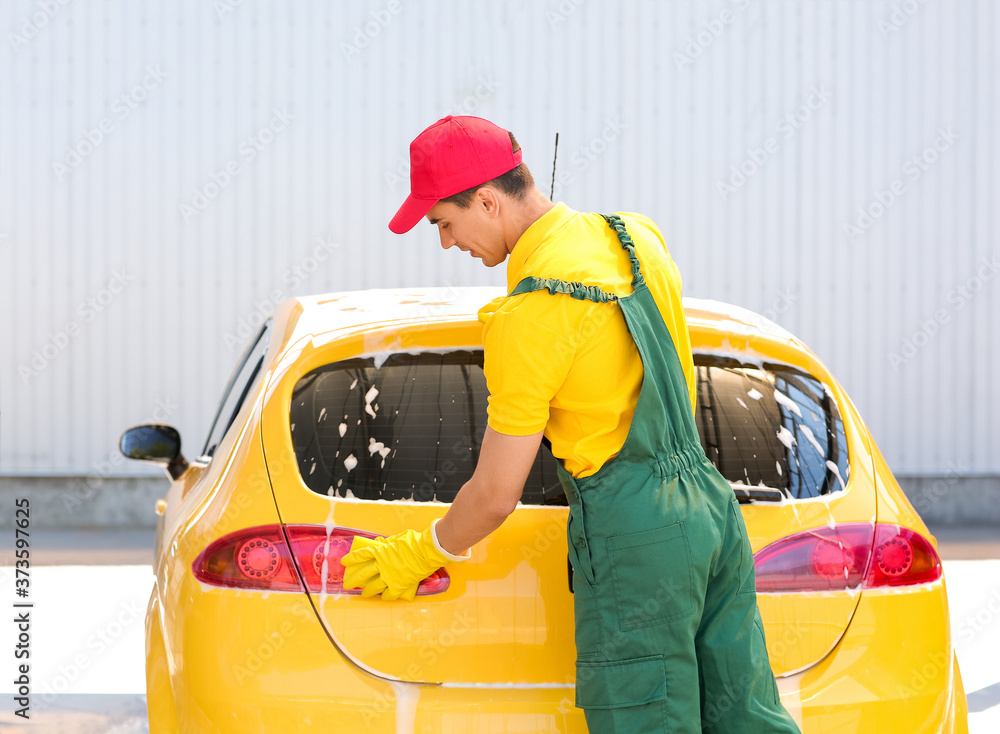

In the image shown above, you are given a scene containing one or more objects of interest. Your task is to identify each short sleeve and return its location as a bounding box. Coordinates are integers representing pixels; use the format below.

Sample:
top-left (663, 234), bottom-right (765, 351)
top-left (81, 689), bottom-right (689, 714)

top-left (482, 299), bottom-right (578, 436)
top-left (618, 211), bottom-right (668, 254)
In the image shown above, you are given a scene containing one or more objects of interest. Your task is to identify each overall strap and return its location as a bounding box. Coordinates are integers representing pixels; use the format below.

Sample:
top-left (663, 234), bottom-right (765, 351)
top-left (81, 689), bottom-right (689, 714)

top-left (600, 214), bottom-right (645, 291)
top-left (506, 213), bottom-right (645, 302)
top-left (507, 276), bottom-right (619, 304)
top-left (594, 212), bottom-right (703, 470)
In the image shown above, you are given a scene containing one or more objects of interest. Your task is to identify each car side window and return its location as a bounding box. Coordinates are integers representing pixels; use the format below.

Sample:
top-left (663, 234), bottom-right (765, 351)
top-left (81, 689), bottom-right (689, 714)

top-left (201, 321), bottom-right (273, 460)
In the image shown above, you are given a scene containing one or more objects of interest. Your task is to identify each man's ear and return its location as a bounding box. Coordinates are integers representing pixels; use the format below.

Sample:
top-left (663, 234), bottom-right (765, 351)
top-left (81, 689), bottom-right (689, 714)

top-left (475, 187), bottom-right (501, 219)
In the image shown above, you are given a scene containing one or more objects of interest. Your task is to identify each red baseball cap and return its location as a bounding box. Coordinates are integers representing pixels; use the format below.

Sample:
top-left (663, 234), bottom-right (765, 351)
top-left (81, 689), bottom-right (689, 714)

top-left (389, 115), bottom-right (523, 234)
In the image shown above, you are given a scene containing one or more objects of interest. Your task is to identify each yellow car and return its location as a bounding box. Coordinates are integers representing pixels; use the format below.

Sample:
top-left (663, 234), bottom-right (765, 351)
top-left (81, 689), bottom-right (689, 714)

top-left (121, 286), bottom-right (968, 733)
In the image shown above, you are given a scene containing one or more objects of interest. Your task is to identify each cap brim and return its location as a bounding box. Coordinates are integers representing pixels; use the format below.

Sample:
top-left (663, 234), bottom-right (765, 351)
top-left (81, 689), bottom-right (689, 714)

top-left (388, 193), bottom-right (438, 234)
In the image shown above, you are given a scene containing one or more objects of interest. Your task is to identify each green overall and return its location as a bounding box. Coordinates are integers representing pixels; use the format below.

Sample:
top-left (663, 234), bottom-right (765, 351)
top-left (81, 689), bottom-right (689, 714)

top-left (508, 215), bottom-right (801, 733)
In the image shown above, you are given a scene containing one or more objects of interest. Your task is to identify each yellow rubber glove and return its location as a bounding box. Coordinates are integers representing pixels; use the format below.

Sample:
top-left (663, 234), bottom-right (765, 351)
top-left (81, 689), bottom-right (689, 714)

top-left (339, 536), bottom-right (390, 597)
top-left (341, 519), bottom-right (470, 601)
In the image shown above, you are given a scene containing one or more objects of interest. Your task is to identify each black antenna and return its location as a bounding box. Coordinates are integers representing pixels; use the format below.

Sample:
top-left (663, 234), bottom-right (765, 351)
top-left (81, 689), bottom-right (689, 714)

top-left (549, 132), bottom-right (560, 200)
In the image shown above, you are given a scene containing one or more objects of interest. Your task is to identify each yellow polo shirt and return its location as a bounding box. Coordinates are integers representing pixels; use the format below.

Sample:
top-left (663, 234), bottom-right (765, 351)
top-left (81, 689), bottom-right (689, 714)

top-left (479, 202), bottom-right (697, 479)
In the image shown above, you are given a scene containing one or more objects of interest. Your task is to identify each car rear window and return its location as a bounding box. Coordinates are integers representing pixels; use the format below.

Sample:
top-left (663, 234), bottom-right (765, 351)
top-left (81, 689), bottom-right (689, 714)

top-left (694, 355), bottom-right (850, 499)
top-left (289, 351), bottom-right (849, 503)
top-left (289, 351), bottom-right (566, 504)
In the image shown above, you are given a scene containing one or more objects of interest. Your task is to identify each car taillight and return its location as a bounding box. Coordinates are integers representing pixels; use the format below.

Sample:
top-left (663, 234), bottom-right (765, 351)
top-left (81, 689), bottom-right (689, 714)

top-left (753, 523), bottom-right (942, 593)
top-left (192, 524), bottom-right (450, 596)
top-left (283, 524), bottom-right (450, 595)
top-left (865, 525), bottom-right (942, 587)
top-left (193, 526), bottom-right (302, 591)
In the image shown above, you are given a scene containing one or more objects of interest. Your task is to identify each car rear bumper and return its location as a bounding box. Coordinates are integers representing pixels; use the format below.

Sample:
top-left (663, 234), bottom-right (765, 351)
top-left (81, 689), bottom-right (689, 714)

top-left (150, 581), bottom-right (967, 733)
top-left (150, 584), bottom-right (590, 732)
top-left (776, 580), bottom-right (968, 733)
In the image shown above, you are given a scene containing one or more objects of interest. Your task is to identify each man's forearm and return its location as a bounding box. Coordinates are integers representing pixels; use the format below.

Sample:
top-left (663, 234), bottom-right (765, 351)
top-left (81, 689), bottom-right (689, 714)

top-left (432, 426), bottom-right (543, 558)
top-left (434, 476), bottom-right (517, 556)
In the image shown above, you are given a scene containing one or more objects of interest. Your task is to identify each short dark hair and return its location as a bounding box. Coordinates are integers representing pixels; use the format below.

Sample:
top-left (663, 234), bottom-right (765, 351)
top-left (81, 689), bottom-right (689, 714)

top-left (440, 132), bottom-right (535, 208)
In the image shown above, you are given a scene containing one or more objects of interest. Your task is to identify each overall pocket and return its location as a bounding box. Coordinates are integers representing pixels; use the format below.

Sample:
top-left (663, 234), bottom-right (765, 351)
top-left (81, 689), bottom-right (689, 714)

top-left (608, 522), bottom-right (695, 631)
top-left (567, 500), bottom-right (596, 586)
top-left (729, 498), bottom-right (757, 596)
top-left (560, 466), bottom-right (597, 587)
top-left (576, 655), bottom-right (669, 731)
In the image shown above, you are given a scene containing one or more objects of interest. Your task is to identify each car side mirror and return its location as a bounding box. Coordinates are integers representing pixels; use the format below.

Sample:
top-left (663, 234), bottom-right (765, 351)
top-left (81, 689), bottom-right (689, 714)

top-left (119, 424), bottom-right (189, 480)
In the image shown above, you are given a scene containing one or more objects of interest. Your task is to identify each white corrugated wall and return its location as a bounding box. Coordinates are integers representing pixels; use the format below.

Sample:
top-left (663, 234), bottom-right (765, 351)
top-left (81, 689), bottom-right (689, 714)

top-left (1, 0), bottom-right (996, 480)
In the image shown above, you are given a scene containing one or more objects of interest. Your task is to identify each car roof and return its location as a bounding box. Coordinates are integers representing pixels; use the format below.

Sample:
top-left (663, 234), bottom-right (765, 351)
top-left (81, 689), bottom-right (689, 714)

top-left (682, 297), bottom-right (798, 342)
top-left (283, 287), bottom-right (800, 346)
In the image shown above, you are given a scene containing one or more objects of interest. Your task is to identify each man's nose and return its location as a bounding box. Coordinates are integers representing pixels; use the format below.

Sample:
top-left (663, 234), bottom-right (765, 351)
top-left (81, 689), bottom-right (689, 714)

top-left (439, 229), bottom-right (457, 250)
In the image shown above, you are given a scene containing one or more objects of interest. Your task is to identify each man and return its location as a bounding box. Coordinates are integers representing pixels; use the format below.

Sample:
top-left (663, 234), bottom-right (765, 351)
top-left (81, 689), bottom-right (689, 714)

top-left (342, 115), bottom-right (800, 733)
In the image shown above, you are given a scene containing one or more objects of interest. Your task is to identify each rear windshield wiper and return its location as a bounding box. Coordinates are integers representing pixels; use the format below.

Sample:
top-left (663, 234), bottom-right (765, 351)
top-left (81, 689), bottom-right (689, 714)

top-left (730, 484), bottom-right (786, 504)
